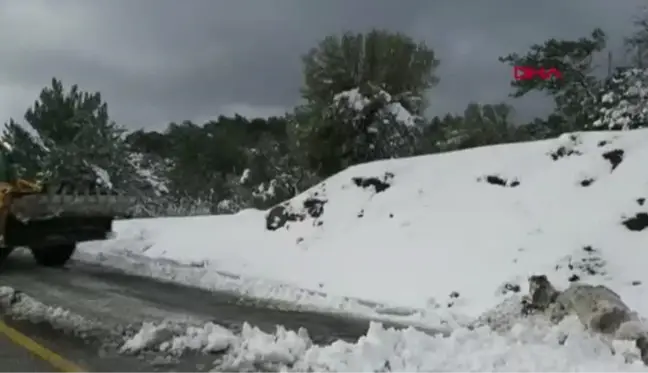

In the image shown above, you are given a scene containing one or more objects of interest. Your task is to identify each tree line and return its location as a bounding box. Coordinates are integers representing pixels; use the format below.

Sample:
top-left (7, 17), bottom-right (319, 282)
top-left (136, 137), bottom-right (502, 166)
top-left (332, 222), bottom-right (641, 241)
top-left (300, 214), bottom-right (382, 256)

top-left (4, 12), bottom-right (648, 217)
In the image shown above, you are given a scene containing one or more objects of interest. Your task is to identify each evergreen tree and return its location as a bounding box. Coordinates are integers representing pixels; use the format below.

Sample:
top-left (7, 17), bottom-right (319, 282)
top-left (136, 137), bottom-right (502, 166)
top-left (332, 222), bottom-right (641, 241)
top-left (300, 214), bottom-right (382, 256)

top-left (297, 30), bottom-right (439, 176)
top-left (455, 102), bottom-right (516, 149)
top-left (499, 29), bottom-right (607, 132)
top-left (2, 78), bottom-right (166, 216)
top-left (591, 67), bottom-right (648, 130)
top-left (301, 30), bottom-right (439, 115)
top-left (625, 6), bottom-right (648, 68)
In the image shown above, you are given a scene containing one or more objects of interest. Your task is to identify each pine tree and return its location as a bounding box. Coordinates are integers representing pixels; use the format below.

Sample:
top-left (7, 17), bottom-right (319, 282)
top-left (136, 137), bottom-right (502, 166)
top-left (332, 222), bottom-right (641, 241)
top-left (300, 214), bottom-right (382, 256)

top-left (297, 30), bottom-right (438, 176)
top-left (2, 78), bottom-right (167, 216)
top-left (591, 68), bottom-right (648, 130)
top-left (499, 29), bottom-right (607, 132)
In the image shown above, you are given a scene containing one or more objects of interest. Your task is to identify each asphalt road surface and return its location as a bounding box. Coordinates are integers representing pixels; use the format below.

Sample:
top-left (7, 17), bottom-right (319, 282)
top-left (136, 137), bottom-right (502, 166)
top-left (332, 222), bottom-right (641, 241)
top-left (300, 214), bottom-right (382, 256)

top-left (0, 331), bottom-right (56, 372)
top-left (0, 250), bottom-right (419, 372)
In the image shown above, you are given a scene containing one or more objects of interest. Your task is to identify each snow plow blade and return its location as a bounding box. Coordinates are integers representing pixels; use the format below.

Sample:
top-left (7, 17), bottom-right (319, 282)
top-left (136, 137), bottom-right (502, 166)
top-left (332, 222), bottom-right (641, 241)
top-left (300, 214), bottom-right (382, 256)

top-left (3, 189), bottom-right (134, 247)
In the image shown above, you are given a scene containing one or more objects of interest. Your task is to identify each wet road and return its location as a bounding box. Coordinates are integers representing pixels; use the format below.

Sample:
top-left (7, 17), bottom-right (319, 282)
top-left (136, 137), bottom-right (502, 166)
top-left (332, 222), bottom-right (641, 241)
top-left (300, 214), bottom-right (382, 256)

top-left (0, 249), bottom-right (415, 371)
top-left (0, 331), bottom-right (55, 372)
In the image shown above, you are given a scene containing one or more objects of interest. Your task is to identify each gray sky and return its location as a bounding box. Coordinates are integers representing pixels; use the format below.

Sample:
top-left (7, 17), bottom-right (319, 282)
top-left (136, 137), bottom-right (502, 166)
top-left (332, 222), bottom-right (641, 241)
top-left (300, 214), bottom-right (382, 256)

top-left (0, 0), bottom-right (644, 131)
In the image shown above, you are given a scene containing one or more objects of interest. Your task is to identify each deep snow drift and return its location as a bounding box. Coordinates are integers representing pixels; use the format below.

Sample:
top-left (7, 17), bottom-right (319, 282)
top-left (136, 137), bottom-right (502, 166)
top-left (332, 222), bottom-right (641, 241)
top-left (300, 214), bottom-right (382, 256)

top-left (76, 129), bottom-right (648, 370)
top-left (119, 307), bottom-right (647, 372)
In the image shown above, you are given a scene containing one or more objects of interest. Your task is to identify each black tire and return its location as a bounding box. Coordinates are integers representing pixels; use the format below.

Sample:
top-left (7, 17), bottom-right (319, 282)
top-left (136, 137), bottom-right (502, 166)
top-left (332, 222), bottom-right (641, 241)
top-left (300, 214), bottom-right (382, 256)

top-left (30, 244), bottom-right (76, 267)
top-left (0, 246), bottom-right (13, 271)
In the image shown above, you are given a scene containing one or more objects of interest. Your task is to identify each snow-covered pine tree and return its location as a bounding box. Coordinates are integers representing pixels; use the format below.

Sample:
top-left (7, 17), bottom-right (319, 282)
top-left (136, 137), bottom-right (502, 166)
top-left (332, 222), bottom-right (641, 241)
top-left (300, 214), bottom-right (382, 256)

top-left (220, 132), bottom-right (317, 212)
top-left (298, 29), bottom-right (438, 176)
top-left (2, 78), bottom-right (169, 216)
top-left (591, 68), bottom-right (648, 130)
top-left (325, 85), bottom-right (423, 166)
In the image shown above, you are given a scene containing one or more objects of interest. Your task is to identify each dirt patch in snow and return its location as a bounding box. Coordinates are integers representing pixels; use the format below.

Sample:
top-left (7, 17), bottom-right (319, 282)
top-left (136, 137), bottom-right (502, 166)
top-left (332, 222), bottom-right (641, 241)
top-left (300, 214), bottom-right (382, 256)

top-left (554, 246), bottom-right (607, 282)
top-left (602, 149), bottom-right (624, 171)
top-left (622, 213), bottom-right (648, 232)
top-left (477, 175), bottom-right (520, 188)
top-left (498, 282), bottom-right (522, 296)
top-left (265, 197), bottom-right (328, 231)
top-left (549, 146), bottom-right (582, 161)
top-left (351, 172), bottom-right (394, 194)
top-left (579, 178), bottom-right (596, 187)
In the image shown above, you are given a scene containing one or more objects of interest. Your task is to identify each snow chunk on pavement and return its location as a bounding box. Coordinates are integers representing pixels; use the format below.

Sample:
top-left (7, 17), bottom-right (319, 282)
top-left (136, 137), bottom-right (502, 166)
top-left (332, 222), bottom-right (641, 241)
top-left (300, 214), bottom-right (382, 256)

top-left (121, 321), bottom-right (238, 355)
top-left (218, 323), bottom-right (311, 371)
top-left (120, 321), bottom-right (174, 354)
top-left (0, 286), bottom-right (102, 337)
top-left (164, 322), bottom-right (237, 354)
top-left (122, 314), bottom-right (648, 372)
top-left (219, 319), bottom-right (647, 372)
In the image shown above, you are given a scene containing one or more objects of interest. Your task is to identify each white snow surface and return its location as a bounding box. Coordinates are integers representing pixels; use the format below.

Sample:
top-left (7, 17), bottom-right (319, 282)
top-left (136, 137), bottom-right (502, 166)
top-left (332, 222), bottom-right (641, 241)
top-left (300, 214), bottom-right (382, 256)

top-left (89, 164), bottom-right (113, 189)
top-left (78, 129), bottom-right (648, 370)
top-left (122, 314), bottom-right (647, 372)
top-left (0, 286), bottom-right (101, 336)
top-left (14, 120), bottom-right (49, 151)
top-left (333, 87), bottom-right (418, 126)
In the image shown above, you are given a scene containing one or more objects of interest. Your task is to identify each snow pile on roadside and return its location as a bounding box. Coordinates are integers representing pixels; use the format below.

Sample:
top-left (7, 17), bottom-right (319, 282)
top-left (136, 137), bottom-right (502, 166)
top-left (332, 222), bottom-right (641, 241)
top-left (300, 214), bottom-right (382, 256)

top-left (0, 286), bottom-right (102, 337)
top-left (120, 321), bottom-right (238, 355)
top-left (120, 316), bottom-right (648, 372)
top-left (78, 129), bottom-right (648, 327)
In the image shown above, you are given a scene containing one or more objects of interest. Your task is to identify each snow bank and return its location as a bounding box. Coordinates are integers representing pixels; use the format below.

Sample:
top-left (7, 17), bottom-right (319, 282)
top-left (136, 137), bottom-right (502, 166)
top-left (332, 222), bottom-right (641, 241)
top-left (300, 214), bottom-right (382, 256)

top-left (78, 129), bottom-right (648, 327)
top-left (0, 286), bottom-right (103, 337)
top-left (121, 315), bottom-right (648, 372)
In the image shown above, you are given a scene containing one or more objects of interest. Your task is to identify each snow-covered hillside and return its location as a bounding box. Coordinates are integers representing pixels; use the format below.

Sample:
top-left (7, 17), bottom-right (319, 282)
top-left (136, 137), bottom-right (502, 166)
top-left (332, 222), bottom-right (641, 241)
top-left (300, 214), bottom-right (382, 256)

top-left (75, 129), bottom-right (648, 370)
top-left (78, 129), bottom-right (648, 318)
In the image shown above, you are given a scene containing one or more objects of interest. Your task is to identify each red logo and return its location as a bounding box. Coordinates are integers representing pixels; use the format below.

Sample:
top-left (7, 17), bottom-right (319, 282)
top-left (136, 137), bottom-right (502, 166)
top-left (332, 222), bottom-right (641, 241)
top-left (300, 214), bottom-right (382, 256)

top-left (513, 66), bottom-right (562, 81)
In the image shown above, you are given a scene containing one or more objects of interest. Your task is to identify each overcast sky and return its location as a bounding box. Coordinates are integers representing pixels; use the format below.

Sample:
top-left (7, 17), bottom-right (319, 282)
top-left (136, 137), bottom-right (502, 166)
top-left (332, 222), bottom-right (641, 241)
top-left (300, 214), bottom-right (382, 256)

top-left (0, 0), bottom-right (645, 131)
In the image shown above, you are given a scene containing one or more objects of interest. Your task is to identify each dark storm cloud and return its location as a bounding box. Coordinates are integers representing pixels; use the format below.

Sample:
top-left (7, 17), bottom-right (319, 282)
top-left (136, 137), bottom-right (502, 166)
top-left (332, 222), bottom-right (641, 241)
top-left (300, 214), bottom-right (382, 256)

top-left (0, 0), bottom-right (644, 130)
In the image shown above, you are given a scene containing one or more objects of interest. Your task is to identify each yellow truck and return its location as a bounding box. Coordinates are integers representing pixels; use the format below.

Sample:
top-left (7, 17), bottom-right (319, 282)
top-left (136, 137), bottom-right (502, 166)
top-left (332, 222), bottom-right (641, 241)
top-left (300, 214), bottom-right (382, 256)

top-left (0, 141), bottom-right (133, 269)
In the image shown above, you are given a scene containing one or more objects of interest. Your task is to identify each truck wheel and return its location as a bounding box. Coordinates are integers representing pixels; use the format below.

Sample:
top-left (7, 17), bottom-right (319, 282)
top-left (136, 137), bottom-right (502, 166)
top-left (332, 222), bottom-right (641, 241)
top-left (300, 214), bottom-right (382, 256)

top-left (30, 244), bottom-right (76, 267)
top-left (0, 246), bottom-right (12, 270)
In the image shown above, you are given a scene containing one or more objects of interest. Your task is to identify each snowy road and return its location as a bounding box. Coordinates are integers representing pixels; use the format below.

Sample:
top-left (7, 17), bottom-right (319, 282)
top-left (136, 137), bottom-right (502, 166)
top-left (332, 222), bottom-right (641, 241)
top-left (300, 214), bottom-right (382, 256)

top-left (0, 249), bottom-right (422, 371)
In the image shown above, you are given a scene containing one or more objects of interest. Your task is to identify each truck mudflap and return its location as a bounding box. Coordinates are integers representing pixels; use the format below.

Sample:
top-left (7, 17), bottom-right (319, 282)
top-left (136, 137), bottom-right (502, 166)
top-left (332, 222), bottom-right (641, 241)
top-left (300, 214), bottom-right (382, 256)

top-left (9, 192), bottom-right (135, 222)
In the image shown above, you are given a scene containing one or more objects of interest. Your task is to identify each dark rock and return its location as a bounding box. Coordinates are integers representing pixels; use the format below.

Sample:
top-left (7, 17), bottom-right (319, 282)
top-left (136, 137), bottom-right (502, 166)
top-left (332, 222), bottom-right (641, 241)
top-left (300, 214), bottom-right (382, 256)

top-left (568, 274), bottom-right (580, 282)
top-left (549, 146), bottom-right (582, 161)
top-left (389, 213), bottom-right (394, 218)
top-left (622, 212), bottom-right (648, 231)
top-left (449, 291), bottom-right (460, 299)
top-left (303, 198), bottom-right (326, 218)
top-left (265, 204), bottom-right (304, 231)
top-left (602, 149), bottom-right (624, 171)
top-left (636, 335), bottom-right (648, 366)
top-left (580, 178), bottom-right (595, 187)
top-left (637, 198), bottom-right (645, 206)
top-left (357, 209), bottom-right (364, 218)
top-left (352, 172), bottom-right (394, 193)
top-left (479, 175), bottom-right (521, 188)
top-left (632, 280), bottom-right (642, 286)
top-left (503, 283), bottom-right (521, 293)
top-left (582, 246), bottom-right (594, 253)
top-left (485, 175), bottom-right (506, 186)
top-left (598, 140), bottom-right (608, 147)
top-left (526, 274), bottom-right (561, 313)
